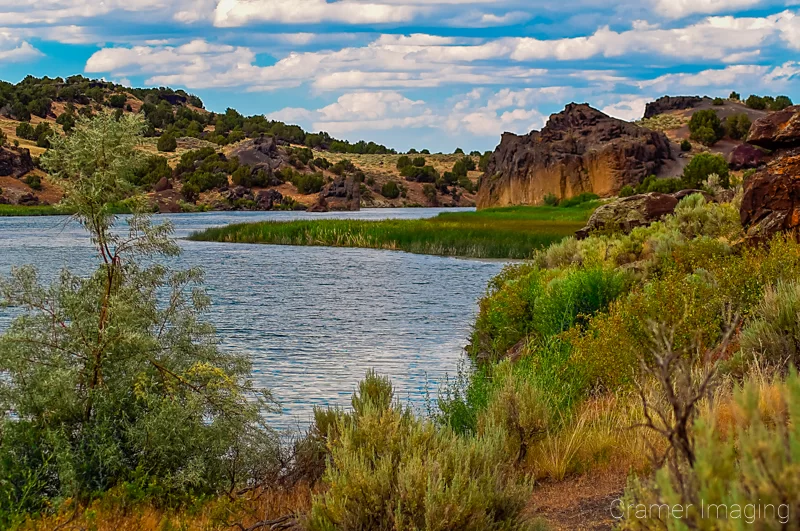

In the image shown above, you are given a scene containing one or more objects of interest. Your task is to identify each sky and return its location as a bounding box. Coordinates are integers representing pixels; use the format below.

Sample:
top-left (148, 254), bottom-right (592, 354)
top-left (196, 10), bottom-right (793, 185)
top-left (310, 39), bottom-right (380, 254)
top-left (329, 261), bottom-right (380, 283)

top-left (0, 1), bottom-right (798, 153)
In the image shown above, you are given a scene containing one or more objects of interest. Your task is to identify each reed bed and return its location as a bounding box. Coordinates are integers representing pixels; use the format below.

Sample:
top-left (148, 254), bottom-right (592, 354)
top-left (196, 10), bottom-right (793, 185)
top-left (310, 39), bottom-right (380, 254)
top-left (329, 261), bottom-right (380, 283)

top-left (188, 204), bottom-right (599, 259)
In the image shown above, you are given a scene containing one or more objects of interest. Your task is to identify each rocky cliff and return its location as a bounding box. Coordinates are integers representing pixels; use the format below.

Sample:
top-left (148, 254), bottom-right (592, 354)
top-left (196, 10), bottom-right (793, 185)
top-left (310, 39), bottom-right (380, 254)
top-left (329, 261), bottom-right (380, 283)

top-left (476, 104), bottom-right (673, 209)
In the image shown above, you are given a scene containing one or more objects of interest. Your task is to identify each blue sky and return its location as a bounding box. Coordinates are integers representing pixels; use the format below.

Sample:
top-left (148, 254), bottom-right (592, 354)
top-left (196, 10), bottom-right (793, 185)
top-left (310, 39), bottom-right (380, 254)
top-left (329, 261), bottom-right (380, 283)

top-left (0, 0), bottom-right (798, 152)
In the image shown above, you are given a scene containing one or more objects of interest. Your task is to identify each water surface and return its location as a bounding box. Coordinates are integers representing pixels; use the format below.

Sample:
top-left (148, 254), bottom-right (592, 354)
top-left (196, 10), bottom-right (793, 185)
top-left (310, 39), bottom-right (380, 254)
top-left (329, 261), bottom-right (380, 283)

top-left (0, 209), bottom-right (506, 430)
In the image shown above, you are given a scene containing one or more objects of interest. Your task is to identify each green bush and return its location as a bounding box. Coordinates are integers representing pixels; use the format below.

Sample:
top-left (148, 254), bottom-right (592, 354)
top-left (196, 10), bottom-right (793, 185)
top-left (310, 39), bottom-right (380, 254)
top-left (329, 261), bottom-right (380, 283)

top-left (729, 91), bottom-right (740, 101)
top-left (712, 97), bottom-right (724, 105)
top-left (108, 93), bottom-right (127, 108)
top-left (680, 139), bottom-right (692, 152)
top-left (34, 123), bottom-right (54, 148)
top-left (292, 172), bottom-right (325, 194)
top-left (724, 113), bottom-right (752, 140)
top-left (771, 95), bottom-right (793, 111)
top-left (401, 164), bottom-right (438, 183)
top-left (412, 156), bottom-right (426, 167)
top-left (543, 193), bottom-right (559, 206)
top-left (56, 111), bottom-right (76, 134)
top-left (15, 122), bottom-right (35, 141)
top-left (636, 175), bottom-right (684, 194)
top-left (23, 174), bottom-right (42, 190)
top-left (688, 109), bottom-right (723, 146)
top-left (381, 180), bottom-right (400, 199)
top-left (683, 152), bottom-right (730, 188)
top-left (308, 371), bottom-right (534, 531)
top-left (619, 185), bottom-right (635, 197)
top-left (157, 132), bottom-right (177, 152)
top-left (558, 192), bottom-right (599, 208)
top-left (745, 94), bottom-right (768, 110)
top-left (130, 154), bottom-right (172, 187)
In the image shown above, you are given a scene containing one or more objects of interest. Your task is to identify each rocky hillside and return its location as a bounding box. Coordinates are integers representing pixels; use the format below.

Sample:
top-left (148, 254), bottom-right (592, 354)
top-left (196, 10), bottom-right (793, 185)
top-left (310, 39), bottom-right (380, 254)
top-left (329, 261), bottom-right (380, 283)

top-left (477, 94), bottom-right (792, 209)
top-left (476, 104), bottom-right (673, 208)
top-left (0, 75), bottom-right (479, 212)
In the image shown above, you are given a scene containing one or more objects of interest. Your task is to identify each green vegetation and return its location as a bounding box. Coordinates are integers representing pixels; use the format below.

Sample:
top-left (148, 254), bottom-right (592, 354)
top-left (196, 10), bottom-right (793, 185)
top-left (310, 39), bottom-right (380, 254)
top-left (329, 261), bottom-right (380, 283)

top-left (680, 139), bottom-right (692, 152)
top-left (688, 109), bottom-right (723, 146)
top-left (725, 112), bottom-right (752, 140)
top-left (381, 180), bottom-right (401, 199)
top-left (745, 93), bottom-right (793, 111)
top-left (189, 203), bottom-right (600, 259)
top-left (156, 131), bottom-right (177, 152)
top-left (683, 152), bottom-right (730, 188)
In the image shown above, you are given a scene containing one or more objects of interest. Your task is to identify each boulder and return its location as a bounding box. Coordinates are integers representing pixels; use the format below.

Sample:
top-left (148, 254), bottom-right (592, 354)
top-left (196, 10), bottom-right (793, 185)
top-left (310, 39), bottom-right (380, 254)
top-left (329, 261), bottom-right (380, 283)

top-left (575, 192), bottom-right (679, 239)
top-left (643, 96), bottom-right (708, 119)
top-left (476, 104), bottom-right (673, 209)
top-left (0, 146), bottom-right (35, 178)
top-left (309, 175), bottom-right (360, 211)
top-left (154, 177), bottom-right (172, 192)
top-left (16, 192), bottom-right (40, 206)
top-left (747, 105), bottom-right (800, 150)
top-left (256, 189), bottom-right (283, 210)
top-left (740, 148), bottom-right (800, 242)
top-left (228, 135), bottom-right (287, 175)
top-left (728, 143), bottom-right (768, 170)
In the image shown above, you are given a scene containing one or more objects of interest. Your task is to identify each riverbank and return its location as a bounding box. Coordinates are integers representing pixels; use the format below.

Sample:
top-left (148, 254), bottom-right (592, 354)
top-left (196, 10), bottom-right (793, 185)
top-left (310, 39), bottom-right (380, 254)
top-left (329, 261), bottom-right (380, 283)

top-left (187, 202), bottom-right (599, 259)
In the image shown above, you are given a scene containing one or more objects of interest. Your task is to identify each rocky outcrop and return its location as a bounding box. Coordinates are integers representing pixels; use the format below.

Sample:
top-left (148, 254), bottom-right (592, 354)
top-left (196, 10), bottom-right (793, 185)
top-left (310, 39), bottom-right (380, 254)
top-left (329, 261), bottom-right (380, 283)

top-left (728, 144), bottom-right (768, 170)
top-left (256, 189), bottom-right (283, 210)
top-left (0, 146), bottom-right (35, 178)
top-left (309, 175), bottom-right (360, 212)
top-left (643, 96), bottom-right (708, 119)
top-left (575, 192), bottom-right (680, 239)
top-left (228, 135), bottom-right (287, 182)
top-left (740, 149), bottom-right (800, 241)
top-left (477, 104), bottom-right (673, 209)
top-left (747, 105), bottom-right (800, 150)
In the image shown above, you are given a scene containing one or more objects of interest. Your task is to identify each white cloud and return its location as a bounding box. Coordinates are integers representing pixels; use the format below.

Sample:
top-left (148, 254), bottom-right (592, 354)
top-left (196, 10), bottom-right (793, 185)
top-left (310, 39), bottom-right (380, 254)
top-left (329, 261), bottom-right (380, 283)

top-left (651, 0), bottom-right (762, 19)
top-left (601, 96), bottom-right (651, 121)
top-left (213, 0), bottom-right (420, 26)
top-left (0, 32), bottom-right (43, 62)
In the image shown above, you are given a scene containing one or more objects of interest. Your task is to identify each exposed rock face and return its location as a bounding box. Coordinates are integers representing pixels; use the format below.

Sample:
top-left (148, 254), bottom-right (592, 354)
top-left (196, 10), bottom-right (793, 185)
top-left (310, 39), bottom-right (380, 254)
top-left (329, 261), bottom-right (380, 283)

top-left (16, 192), bottom-right (40, 206)
top-left (575, 192), bottom-right (681, 239)
top-left (740, 149), bottom-right (800, 241)
top-left (728, 143), bottom-right (768, 170)
top-left (309, 175), bottom-right (360, 212)
top-left (0, 146), bottom-right (35, 178)
top-left (256, 189), bottom-right (283, 210)
top-left (477, 104), bottom-right (673, 209)
top-left (154, 177), bottom-right (172, 192)
top-left (747, 105), bottom-right (800, 150)
top-left (228, 135), bottom-right (287, 179)
top-left (643, 96), bottom-right (708, 119)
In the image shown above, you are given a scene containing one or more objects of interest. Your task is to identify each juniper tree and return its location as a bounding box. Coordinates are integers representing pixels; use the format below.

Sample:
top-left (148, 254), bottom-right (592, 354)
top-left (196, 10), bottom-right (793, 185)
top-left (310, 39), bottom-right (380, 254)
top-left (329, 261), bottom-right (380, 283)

top-left (0, 113), bottom-right (277, 522)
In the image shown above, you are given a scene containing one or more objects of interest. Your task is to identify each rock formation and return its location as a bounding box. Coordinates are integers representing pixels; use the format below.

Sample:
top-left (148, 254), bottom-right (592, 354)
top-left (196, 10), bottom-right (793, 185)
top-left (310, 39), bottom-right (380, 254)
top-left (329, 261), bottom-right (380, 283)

top-left (741, 106), bottom-right (800, 241)
top-left (747, 105), bottom-right (800, 150)
top-left (0, 146), bottom-right (35, 178)
top-left (228, 135), bottom-right (287, 183)
top-left (728, 144), bottom-right (768, 170)
top-left (309, 175), bottom-right (360, 212)
top-left (476, 104), bottom-right (673, 209)
top-left (575, 192), bottom-right (680, 239)
top-left (643, 96), bottom-right (708, 119)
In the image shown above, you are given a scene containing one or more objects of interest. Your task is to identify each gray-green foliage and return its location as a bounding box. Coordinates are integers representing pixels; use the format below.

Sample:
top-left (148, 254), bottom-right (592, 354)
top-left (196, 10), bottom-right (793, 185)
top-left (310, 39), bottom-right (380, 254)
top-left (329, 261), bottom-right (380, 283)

top-left (0, 113), bottom-right (277, 523)
top-left (741, 281), bottom-right (800, 370)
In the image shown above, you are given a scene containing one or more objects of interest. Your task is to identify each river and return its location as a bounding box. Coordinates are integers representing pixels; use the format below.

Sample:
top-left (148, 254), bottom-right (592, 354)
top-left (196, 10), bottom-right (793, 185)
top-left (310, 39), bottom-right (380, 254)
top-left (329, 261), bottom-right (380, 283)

top-left (0, 208), bottom-right (506, 431)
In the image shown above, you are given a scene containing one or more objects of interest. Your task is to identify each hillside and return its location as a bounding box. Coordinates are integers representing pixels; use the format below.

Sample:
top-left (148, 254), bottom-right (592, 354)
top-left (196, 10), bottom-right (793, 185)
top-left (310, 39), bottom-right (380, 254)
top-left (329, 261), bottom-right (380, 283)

top-left (0, 75), bottom-right (479, 212)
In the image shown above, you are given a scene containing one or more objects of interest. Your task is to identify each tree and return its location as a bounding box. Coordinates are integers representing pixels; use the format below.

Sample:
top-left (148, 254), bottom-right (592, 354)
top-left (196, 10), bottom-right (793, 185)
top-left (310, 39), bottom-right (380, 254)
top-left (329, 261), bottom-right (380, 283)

top-left (745, 94), bottom-right (767, 110)
top-left (381, 180), bottom-right (400, 199)
top-left (729, 91), bottom-right (740, 101)
top-left (108, 93), bottom-right (127, 108)
top-left (688, 109), bottom-right (723, 146)
top-left (157, 132), bottom-right (178, 152)
top-left (680, 139), bottom-right (691, 152)
top-left (0, 113), bottom-right (277, 519)
top-left (15, 122), bottom-right (35, 141)
top-left (712, 97), bottom-right (724, 106)
top-left (396, 155), bottom-right (411, 170)
top-left (771, 95), bottom-right (793, 111)
top-left (683, 152), bottom-right (730, 188)
top-left (56, 111), bottom-right (76, 134)
top-left (412, 156), bottom-right (426, 167)
top-left (454, 147), bottom-right (464, 155)
top-left (724, 113), bottom-right (752, 140)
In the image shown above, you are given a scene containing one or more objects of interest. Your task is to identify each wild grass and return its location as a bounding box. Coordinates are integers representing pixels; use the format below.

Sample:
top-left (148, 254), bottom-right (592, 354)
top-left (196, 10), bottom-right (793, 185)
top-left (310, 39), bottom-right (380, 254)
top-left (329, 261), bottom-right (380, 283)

top-left (188, 203), bottom-right (599, 259)
top-left (0, 203), bottom-right (134, 216)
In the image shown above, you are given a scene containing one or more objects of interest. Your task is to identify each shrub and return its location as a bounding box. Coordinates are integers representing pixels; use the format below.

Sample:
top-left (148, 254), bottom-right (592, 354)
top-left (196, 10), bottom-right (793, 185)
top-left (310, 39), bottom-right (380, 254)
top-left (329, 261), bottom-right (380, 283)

top-left (381, 180), bottom-right (400, 199)
top-left (558, 192), bottom-right (599, 208)
top-left (740, 281), bottom-right (800, 370)
top-left (479, 151), bottom-right (492, 172)
top-left (688, 109), bottom-right (723, 146)
top-left (745, 94), bottom-right (768, 110)
top-left (108, 93), bottom-right (127, 108)
top-left (422, 183), bottom-right (437, 204)
top-left (712, 97), bottom-right (724, 105)
top-left (636, 175), bottom-right (684, 194)
top-left (771, 95), bottom-right (793, 111)
top-left (619, 185), bottom-right (635, 197)
top-left (313, 157), bottom-right (331, 170)
top-left (412, 156), bottom-right (426, 167)
top-left (56, 111), bottom-right (76, 134)
top-left (130, 154), bottom-right (172, 187)
top-left (23, 174), bottom-right (42, 190)
top-left (34, 123), bottom-right (54, 148)
top-left (729, 90), bottom-right (740, 100)
top-left (724, 113), bottom-right (751, 140)
top-left (619, 373), bottom-right (800, 530)
top-left (331, 159), bottom-right (357, 176)
top-left (543, 192), bottom-right (559, 206)
top-left (680, 139), bottom-right (692, 152)
top-left (454, 147), bottom-right (464, 154)
top-left (292, 172), bottom-right (325, 194)
top-left (400, 164), bottom-right (438, 183)
top-left (683, 152), bottom-right (730, 188)
top-left (15, 122), bottom-right (35, 141)
top-left (157, 132), bottom-right (177, 152)
top-left (307, 372), bottom-right (533, 531)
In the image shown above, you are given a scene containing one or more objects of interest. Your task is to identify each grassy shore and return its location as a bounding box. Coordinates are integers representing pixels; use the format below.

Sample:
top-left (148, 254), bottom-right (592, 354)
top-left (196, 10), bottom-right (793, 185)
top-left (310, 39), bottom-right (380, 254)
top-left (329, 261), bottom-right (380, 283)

top-left (187, 203), bottom-right (599, 259)
top-left (0, 204), bottom-right (69, 216)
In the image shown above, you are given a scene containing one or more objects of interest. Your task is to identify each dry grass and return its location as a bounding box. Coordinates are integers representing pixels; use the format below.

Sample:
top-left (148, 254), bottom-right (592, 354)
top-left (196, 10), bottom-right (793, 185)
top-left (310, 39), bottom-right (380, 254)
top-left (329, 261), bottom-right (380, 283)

top-left (636, 113), bottom-right (689, 132)
top-left (18, 484), bottom-right (314, 531)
